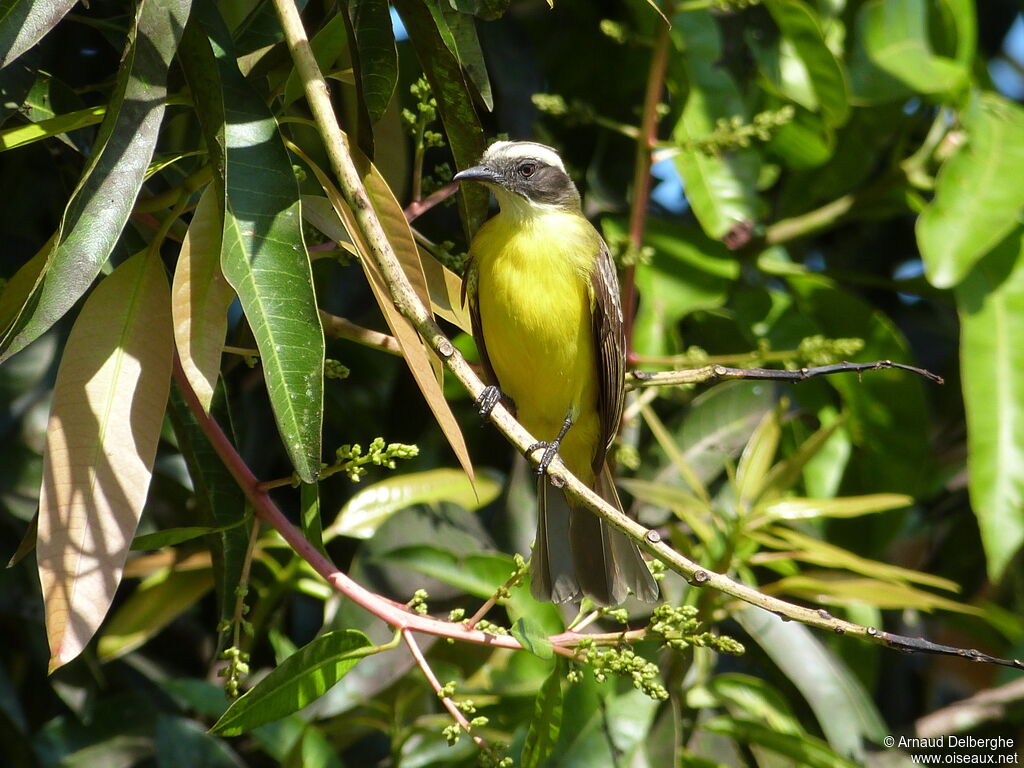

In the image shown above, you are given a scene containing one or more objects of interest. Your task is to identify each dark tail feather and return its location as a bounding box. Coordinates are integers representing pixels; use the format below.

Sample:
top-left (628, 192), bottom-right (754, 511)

top-left (531, 475), bottom-right (581, 603)
top-left (531, 464), bottom-right (658, 606)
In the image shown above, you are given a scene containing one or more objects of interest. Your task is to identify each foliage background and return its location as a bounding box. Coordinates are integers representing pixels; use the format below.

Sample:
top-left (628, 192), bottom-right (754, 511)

top-left (0, 0), bottom-right (1023, 766)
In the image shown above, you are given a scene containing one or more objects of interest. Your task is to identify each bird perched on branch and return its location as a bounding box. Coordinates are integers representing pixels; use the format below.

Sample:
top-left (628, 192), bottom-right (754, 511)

top-left (455, 141), bottom-right (658, 606)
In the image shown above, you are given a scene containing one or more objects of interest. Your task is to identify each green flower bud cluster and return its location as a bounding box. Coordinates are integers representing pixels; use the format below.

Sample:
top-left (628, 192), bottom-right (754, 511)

top-left (334, 437), bottom-right (419, 482)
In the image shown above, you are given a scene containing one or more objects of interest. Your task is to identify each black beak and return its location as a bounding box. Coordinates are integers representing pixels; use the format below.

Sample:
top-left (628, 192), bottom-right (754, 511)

top-left (453, 165), bottom-right (500, 184)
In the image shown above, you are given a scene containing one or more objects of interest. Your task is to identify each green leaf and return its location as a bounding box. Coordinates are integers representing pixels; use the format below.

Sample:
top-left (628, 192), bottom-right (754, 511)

top-left (617, 478), bottom-right (714, 544)
top-left (0, 0), bottom-right (76, 69)
top-left (606, 217), bottom-right (738, 357)
top-left (348, 0), bottom-right (398, 124)
top-left (393, 0), bottom-right (489, 235)
top-left (520, 661), bottom-right (563, 767)
top-left (918, 93), bottom-right (1024, 289)
top-left (754, 493), bottom-right (912, 523)
top-left (0, 104), bottom-right (106, 152)
top-left (753, 526), bottom-right (960, 592)
top-left (511, 617), bottom-right (554, 661)
top-left (0, 0), bottom-right (191, 362)
top-left (325, 468), bottom-right (502, 540)
top-left (736, 607), bottom-right (885, 762)
top-left (670, 9), bottom-right (760, 241)
top-left (767, 574), bottom-right (982, 614)
top-left (762, 0), bottom-right (849, 126)
top-left (155, 715), bottom-right (241, 768)
top-left (167, 382), bottom-right (250, 629)
top-left (955, 229), bottom-right (1024, 581)
top-left (425, 0), bottom-right (493, 111)
top-left (212, 630), bottom-right (374, 736)
top-left (377, 545), bottom-right (514, 598)
top-left (171, 186), bottom-right (232, 413)
top-left (705, 673), bottom-right (803, 736)
top-left (188, 6), bottom-right (325, 484)
top-left (98, 567), bottom-right (214, 661)
top-left (765, 104), bottom-right (835, 169)
top-left (851, 0), bottom-right (967, 102)
top-left (735, 405), bottom-right (782, 508)
top-left (300, 482), bottom-right (324, 554)
top-left (132, 521), bottom-right (247, 551)
top-left (702, 717), bottom-right (860, 768)
top-left (282, 13), bottom-right (349, 107)
top-left (786, 274), bottom-right (931, 498)
top-left (449, 0), bottom-right (509, 21)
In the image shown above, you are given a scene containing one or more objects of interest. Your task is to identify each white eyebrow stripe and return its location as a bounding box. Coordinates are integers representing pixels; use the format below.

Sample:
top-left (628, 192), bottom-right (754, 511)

top-left (484, 141), bottom-right (566, 172)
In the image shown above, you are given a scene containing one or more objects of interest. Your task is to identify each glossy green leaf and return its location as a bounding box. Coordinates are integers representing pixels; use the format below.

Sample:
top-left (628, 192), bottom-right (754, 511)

top-left (737, 608), bottom-right (885, 762)
top-left (918, 93), bottom-right (1024, 289)
top-left (702, 717), bottom-right (860, 768)
top-left (0, 0), bottom-right (191, 362)
top-left (552, 686), bottom-right (659, 768)
top-left (349, 0), bottom-right (398, 124)
top-left (425, 0), bottom-right (493, 111)
top-left (0, 104), bottom-right (106, 152)
top-left (325, 468), bottom-right (501, 540)
top-left (520, 661), bottom-right (563, 767)
top-left (98, 567), bottom-right (214, 661)
top-left (190, 6), bottom-right (325, 484)
top-left (854, 0), bottom-right (967, 100)
top-left (763, 0), bottom-right (849, 126)
top-left (393, 0), bottom-right (489, 235)
top-left (755, 493), bottom-right (911, 522)
top-left (670, 9), bottom-right (760, 241)
top-left (212, 630), bottom-right (374, 736)
top-left (0, 0), bottom-right (76, 69)
top-left (955, 229), bottom-right (1024, 581)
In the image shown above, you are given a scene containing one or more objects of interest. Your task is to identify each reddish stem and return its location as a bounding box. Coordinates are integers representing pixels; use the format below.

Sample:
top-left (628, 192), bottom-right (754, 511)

top-left (622, 14), bottom-right (672, 362)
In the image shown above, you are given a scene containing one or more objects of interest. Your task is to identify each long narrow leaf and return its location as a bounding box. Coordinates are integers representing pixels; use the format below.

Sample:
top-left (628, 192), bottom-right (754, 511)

top-left (188, 6), bottom-right (325, 483)
top-left (38, 251), bottom-right (173, 671)
top-left (211, 630), bottom-right (374, 736)
top-left (171, 186), bottom-right (232, 412)
top-left (0, 0), bottom-right (191, 362)
top-left (0, 0), bottom-right (76, 69)
top-left (955, 229), bottom-right (1024, 580)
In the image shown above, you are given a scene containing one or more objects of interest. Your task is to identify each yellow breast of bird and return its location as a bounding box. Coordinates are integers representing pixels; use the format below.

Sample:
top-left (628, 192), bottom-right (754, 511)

top-left (474, 209), bottom-right (602, 448)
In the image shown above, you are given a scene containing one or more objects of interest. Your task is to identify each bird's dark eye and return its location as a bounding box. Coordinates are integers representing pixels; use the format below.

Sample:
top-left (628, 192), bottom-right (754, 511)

top-left (518, 162), bottom-right (537, 178)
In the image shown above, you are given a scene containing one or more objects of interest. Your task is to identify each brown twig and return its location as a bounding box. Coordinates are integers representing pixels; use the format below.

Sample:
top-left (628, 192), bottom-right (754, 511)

top-left (628, 359), bottom-right (945, 389)
top-left (319, 310), bottom-right (401, 356)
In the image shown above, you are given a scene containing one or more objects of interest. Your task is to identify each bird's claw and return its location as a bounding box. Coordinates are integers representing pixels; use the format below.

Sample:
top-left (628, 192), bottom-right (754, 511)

top-left (526, 441), bottom-right (561, 476)
top-left (476, 385), bottom-right (504, 418)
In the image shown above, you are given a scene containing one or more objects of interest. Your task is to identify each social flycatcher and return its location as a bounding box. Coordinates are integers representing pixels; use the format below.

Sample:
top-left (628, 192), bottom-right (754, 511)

top-left (455, 141), bottom-right (658, 605)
